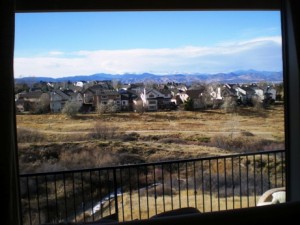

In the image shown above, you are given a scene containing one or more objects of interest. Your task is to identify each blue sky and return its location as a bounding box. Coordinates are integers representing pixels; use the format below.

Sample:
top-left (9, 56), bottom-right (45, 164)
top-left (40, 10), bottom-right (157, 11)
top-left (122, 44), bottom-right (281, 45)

top-left (14, 11), bottom-right (282, 78)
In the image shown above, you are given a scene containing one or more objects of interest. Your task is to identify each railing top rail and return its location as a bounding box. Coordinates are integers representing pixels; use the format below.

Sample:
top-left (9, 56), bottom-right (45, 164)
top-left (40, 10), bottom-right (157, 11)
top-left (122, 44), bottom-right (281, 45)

top-left (19, 149), bottom-right (285, 177)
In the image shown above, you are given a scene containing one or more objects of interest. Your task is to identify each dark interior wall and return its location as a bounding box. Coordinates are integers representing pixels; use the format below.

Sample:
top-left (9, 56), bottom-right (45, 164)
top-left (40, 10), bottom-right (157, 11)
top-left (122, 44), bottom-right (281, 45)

top-left (0, 1), bottom-right (21, 225)
top-left (283, 0), bottom-right (300, 202)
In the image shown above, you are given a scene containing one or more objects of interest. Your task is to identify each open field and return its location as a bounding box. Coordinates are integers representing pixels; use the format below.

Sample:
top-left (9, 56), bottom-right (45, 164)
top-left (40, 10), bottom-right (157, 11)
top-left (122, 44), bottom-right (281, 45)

top-left (16, 104), bottom-right (285, 173)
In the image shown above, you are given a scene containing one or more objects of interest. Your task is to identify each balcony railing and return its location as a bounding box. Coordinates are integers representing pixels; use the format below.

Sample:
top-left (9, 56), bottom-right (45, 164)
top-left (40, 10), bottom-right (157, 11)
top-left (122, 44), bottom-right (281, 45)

top-left (19, 150), bottom-right (285, 225)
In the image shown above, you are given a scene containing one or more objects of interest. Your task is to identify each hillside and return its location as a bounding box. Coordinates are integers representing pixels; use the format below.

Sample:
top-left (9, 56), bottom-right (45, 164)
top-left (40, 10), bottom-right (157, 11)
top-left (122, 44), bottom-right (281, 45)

top-left (15, 69), bottom-right (283, 85)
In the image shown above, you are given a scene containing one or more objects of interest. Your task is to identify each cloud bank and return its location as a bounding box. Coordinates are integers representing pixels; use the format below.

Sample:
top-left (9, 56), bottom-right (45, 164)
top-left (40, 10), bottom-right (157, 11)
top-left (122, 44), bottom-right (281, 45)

top-left (14, 36), bottom-right (282, 78)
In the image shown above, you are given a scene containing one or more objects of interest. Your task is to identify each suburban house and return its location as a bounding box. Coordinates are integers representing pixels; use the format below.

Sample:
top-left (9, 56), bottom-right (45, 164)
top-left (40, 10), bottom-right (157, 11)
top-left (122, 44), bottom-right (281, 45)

top-left (119, 89), bottom-right (138, 111)
top-left (49, 90), bottom-right (71, 113)
top-left (69, 91), bottom-right (83, 105)
top-left (82, 85), bottom-right (106, 106)
top-left (140, 88), bottom-right (172, 111)
top-left (249, 85), bottom-right (265, 101)
top-left (209, 86), bottom-right (223, 100)
top-left (94, 89), bottom-right (121, 109)
top-left (264, 86), bottom-right (277, 101)
top-left (178, 88), bottom-right (210, 109)
top-left (15, 90), bottom-right (50, 113)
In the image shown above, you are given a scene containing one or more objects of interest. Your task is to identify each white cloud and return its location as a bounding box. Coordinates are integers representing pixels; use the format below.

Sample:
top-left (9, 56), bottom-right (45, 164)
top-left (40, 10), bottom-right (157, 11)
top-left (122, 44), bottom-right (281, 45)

top-left (14, 36), bottom-right (282, 78)
top-left (48, 51), bottom-right (65, 56)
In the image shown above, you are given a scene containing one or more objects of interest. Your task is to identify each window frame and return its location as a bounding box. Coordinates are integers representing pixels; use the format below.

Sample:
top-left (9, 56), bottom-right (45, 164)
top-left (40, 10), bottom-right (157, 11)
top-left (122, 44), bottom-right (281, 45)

top-left (12, 0), bottom-right (300, 210)
top-left (1, 0), bottom-right (300, 224)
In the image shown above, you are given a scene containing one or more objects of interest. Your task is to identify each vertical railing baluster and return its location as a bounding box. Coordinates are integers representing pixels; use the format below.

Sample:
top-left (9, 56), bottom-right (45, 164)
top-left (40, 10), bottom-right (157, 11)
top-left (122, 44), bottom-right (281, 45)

top-left (153, 165), bottom-right (157, 215)
top-left (98, 170), bottom-right (103, 219)
top-left (107, 170), bottom-right (111, 215)
top-left (177, 162), bottom-right (181, 209)
top-left (281, 151), bottom-right (285, 186)
top-left (35, 175), bottom-right (41, 224)
top-left (201, 160), bottom-right (205, 212)
top-left (113, 168), bottom-right (119, 221)
top-left (267, 153), bottom-right (271, 189)
top-left (162, 164), bottom-right (166, 213)
top-left (253, 155), bottom-right (257, 204)
top-left (217, 159), bottom-right (220, 211)
top-left (89, 171), bottom-right (94, 221)
top-left (260, 153), bottom-right (263, 195)
top-left (26, 177), bottom-right (32, 225)
top-left (239, 156), bottom-right (242, 208)
top-left (45, 175), bottom-right (50, 222)
top-left (193, 161), bottom-right (197, 209)
top-left (170, 164), bottom-right (173, 210)
top-left (231, 157), bottom-right (235, 209)
top-left (63, 173), bottom-right (68, 222)
top-left (209, 159), bottom-right (212, 212)
top-left (186, 162), bottom-right (189, 208)
top-left (145, 166), bottom-right (149, 219)
top-left (246, 156), bottom-right (249, 207)
top-left (224, 158), bottom-right (228, 210)
top-left (137, 167), bottom-right (141, 219)
top-left (80, 172), bottom-right (85, 222)
top-left (129, 168), bottom-right (133, 220)
top-left (274, 152), bottom-right (278, 187)
top-left (72, 173), bottom-right (77, 223)
top-left (54, 174), bottom-right (59, 222)
top-left (119, 169), bottom-right (124, 222)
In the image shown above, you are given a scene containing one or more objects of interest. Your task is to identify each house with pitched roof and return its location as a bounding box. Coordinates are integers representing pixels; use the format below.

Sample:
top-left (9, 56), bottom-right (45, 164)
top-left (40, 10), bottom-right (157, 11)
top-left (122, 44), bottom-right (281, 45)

top-left (15, 90), bottom-right (50, 113)
top-left (140, 88), bottom-right (172, 111)
top-left (50, 90), bottom-right (71, 113)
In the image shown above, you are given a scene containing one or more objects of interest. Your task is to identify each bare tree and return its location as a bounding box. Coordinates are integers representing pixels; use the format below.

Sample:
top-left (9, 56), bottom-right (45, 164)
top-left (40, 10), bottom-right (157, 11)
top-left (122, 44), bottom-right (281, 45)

top-left (221, 96), bottom-right (237, 113)
top-left (62, 101), bottom-right (81, 117)
top-left (133, 99), bottom-right (145, 114)
top-left (96, 101), bottom-right (119, 114)
top-left (112, 79), bottom-right (122, 90)
top-left (36, 94), bottom-right (50, 114)
top-left (252, 95), bottom-right (264, 111)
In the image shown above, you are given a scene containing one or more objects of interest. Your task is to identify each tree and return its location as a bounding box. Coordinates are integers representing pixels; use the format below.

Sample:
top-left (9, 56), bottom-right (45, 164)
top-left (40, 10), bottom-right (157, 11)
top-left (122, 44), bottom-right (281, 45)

top-left (184, 97), bottom-right (194, 111)
top-left (14, 82), bottom-right (30, 94)
top-left (221, 96), bottom-right (237, 113)
top-left (96, 101), bottom-right (119, 114)
top-left (36, 93), bottom-right (50, 113)
top-left (133, 99), bottom-right (145, 114)
top-left (112, 79), bottom-right (122, 90)
top-left (252, 95), bottom-right (264, 111)
top-left (62, 101), bottom-right (81, 117)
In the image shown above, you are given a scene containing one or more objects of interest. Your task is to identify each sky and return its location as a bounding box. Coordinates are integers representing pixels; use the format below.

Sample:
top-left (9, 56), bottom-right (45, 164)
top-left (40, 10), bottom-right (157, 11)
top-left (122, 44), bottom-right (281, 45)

top-left (14, 11), bottom-right (282, 78)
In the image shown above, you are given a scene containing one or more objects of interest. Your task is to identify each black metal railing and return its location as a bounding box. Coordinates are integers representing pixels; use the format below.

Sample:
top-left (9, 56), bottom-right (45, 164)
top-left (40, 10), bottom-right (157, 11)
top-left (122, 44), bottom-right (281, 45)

top-left (19, 150), bottom-right (285, 225)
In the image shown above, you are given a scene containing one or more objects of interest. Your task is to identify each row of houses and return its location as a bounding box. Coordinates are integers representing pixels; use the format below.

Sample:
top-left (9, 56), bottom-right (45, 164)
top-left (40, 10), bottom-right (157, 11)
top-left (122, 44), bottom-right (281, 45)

top-left (15, 81), bottom-right (277, 113)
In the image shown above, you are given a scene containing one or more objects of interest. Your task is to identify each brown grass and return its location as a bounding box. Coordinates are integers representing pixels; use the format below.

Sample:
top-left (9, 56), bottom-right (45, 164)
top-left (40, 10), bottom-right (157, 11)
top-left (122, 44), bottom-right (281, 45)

top-left (16, 105), bottom-right (285, 173)
top-left (80, 190), bottom-right (258, 222)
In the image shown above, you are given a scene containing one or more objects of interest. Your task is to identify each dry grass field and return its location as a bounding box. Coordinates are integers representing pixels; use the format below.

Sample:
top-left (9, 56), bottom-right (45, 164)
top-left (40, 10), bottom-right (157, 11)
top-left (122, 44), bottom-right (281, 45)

top-left (17, 104), bottom-right (285, 224)
top-left (16, 104), bottom-right (285, 173)
top-left (73, 191), bottom-right (258, 222)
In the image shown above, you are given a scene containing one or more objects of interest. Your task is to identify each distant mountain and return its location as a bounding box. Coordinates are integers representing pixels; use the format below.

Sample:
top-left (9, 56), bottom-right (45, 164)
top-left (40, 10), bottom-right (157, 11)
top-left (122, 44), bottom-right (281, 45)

top-left (15, 70), bottom-right (283, 85)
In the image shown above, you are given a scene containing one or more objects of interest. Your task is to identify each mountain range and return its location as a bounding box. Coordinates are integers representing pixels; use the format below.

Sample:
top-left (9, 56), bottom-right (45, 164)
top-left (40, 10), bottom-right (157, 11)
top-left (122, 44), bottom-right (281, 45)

top-left (15, 69), bottom-right (283, 85)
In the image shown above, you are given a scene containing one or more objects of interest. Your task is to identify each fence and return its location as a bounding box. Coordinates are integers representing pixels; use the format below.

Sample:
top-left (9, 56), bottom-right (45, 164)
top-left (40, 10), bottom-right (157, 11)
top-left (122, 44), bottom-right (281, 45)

top-left (19, 150), bottom-right (285, 225)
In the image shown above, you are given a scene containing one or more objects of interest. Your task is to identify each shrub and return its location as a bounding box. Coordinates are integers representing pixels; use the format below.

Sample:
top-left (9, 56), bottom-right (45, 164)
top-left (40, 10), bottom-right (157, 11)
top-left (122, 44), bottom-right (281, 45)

top-left (96, 101), bottom-right (119, 114)
top-left (210, 135), bottom-right (281, 152)
top-left (90, 121), bottom-right (117, 140)
top-left (17, 128), bottom-right (46, 143)
top-left (221, 96), bottom-right (237, 113)
top-left (121, 132), bottom-right (140, 141)
top-left (61, 101), bottom-right (81, 118)
top-left (184, 98), bottom-right (194, 111)
top-left (158, 138), bottom-right (186, 144)
top-left (59, 149), bottom-right (119, 170)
